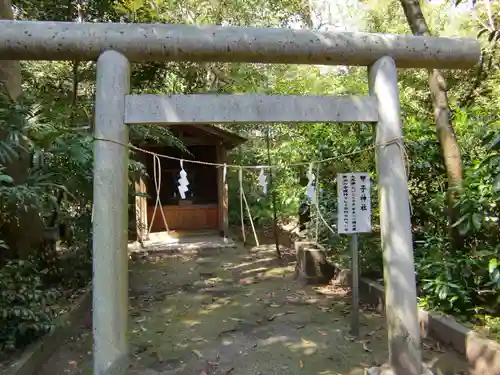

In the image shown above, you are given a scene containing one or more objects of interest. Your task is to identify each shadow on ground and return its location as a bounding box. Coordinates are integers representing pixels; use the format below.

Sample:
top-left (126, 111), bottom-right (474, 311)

top-left (38, 243), bottom-right (468, 375)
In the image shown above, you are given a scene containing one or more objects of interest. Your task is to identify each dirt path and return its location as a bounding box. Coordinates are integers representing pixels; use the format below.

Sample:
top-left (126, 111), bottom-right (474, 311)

top-left (38, 244), bottom-right (467, 375)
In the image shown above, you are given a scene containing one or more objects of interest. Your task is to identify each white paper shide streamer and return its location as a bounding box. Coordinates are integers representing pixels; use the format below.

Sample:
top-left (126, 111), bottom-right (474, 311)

top-left (178, 159), bottom-right (190, 199)
top-left (258, 167), bottom-right (268, 195)
top-left (306, 163), bottom-right (316, 205)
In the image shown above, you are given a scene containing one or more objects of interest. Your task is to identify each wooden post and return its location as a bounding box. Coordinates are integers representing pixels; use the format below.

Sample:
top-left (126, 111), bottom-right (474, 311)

top-left (134, 172), bottom-right (148, 241)
top-left (265, 127), bottom-right (281, 258)
top-left (216, 143), bottom-right (229, 238)
top-left (131, 151), bottom-right (148, 242)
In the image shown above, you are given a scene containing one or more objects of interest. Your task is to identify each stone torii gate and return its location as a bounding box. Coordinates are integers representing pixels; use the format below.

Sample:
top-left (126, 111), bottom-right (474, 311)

top-left (0, 20), bottom-right (479, 375)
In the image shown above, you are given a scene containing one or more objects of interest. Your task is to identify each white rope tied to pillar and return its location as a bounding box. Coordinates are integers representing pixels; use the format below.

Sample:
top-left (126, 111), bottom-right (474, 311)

top-left (396, 138), bottom-right (413, 215)
top-left (378, 138), bottom-right (413, 215)
top-left (94, 135), bottom-right (407, 170)
top-left (92, 135), bottom-right (413, 234)
top-left (147, 154), bottom-right (169, 235)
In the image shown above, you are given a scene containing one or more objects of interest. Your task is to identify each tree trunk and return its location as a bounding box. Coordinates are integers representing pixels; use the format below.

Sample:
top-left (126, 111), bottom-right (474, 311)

top-left (399, 0), bottom-right (463, 250)
top-left (0, 0), bottom-right (45, 258)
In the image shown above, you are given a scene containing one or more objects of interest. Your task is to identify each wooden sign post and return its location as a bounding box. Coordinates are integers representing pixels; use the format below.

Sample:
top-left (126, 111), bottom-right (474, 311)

top-left (338, 172), bottom-right (372, 337)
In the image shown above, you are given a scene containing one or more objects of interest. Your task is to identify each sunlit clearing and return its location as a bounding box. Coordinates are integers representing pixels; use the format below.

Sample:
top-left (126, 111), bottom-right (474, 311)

top-left (264, 267), bottom-right (287, 277)
top-left (207, 277), bottom-right (223, 282)
top-left (286, 338), bottom-right (319, 356)
top-left (199, 303), bottom-right (222, 315)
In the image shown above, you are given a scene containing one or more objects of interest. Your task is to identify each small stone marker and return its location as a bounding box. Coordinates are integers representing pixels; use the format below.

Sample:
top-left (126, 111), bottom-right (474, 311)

top-left (294, 241), bottom-right (336, 285)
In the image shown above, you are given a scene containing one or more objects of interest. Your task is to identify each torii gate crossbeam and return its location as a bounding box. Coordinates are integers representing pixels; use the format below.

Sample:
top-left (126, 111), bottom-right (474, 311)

top-left (0, 20), bottom-right (479, 68)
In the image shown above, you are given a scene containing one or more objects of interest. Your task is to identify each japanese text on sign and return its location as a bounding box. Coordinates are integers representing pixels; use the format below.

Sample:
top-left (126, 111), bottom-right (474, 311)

top-left (337, 172), bottom-right (371, 234)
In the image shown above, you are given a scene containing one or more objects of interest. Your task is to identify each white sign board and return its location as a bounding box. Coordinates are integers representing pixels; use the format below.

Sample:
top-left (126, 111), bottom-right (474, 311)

top-left (337, 172), bottom-right (372, 234)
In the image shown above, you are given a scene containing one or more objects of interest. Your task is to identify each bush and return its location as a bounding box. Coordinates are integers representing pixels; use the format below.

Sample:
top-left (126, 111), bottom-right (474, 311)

top-left (415, 138), bottom-right (500, 317)
top-left (0, 259), bottom-right (60, 351)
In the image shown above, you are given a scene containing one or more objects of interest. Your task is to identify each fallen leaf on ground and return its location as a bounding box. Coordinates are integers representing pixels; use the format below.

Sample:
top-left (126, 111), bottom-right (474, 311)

top-left (268, 313), bottom-right (285, 321)
top-left (358, 340), bottom-right (372, 352)
top-left (192, 349), bottom-right (204, 359)
top-left (218, 328), bottom-right (238, 336)
top-left (268, 311), bottom-right (295, 321)
top-left (299, 359), bottom-right (303, 369)
top-left (229, 317), bottom-right (245, 322)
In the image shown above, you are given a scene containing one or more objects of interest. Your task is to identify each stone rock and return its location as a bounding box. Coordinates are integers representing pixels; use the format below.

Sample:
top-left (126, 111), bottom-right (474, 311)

top-left (294, 241), bottom-right (336, 285)
top-left (332, 268), bottom-right (351, 287)
top-left (428, 352), bottom-right (465, 375)
top-left (366, 366), bottom-right (382, 375)
top-left (365, 363), bottom-right (435, 375)
top-left (422, 365), bottom-right (435, 375)
top-left (379, 363), bottom-right (396, 375)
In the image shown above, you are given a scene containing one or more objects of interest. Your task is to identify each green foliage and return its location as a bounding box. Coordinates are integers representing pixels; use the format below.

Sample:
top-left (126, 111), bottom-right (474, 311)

top-left (0, 259), bottom-right (60, 351)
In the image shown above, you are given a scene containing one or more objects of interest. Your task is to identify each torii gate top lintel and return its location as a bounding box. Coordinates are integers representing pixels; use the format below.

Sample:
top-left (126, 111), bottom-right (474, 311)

top-left (0, 20), bottom-right (480, 68)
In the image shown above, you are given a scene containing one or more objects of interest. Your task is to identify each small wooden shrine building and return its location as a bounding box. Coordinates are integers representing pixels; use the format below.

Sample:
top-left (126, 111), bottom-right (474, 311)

top-left (133, 125), bottom-right (246, 241)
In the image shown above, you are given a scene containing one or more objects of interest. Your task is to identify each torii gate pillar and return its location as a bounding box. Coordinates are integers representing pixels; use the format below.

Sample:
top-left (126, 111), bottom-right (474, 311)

top-left (369, 56), bottom-right (421, 375)
top-left (92, 50), bottom-right (130, 375)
